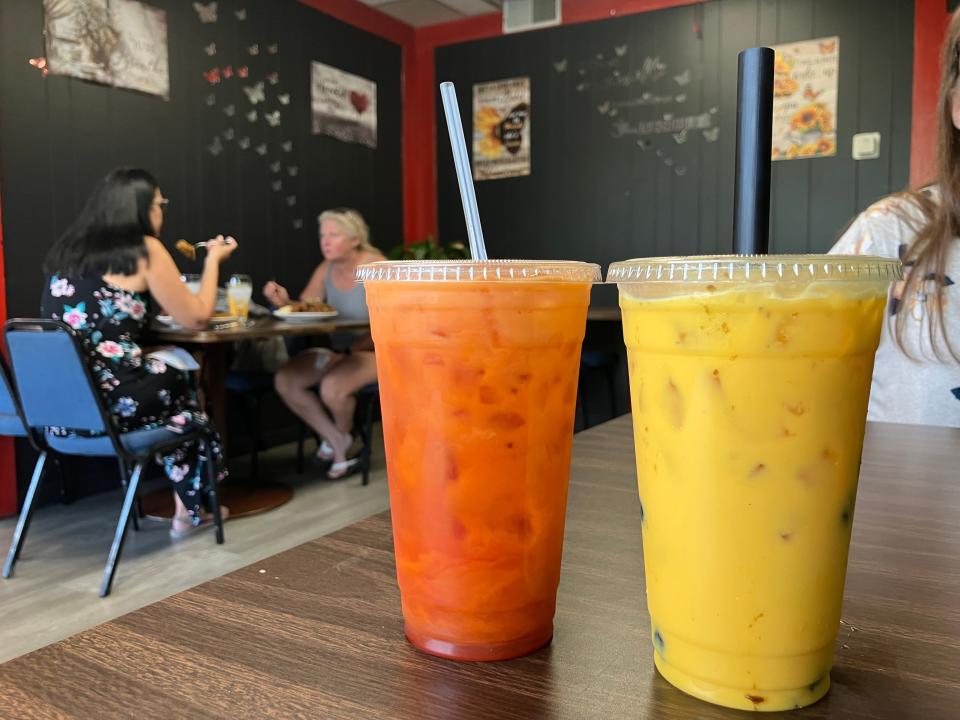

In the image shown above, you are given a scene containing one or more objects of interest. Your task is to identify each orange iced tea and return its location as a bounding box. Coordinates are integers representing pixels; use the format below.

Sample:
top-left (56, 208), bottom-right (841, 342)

top-left (360, 260), bottom-right (599, 661)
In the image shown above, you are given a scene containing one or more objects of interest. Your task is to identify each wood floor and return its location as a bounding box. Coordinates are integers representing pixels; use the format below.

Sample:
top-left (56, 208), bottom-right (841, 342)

top-left (0, 438), bottom-right (390, 664)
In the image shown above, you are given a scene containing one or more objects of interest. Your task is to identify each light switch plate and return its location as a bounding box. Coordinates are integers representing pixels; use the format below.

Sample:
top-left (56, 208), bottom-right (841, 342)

top-left (852, 132), bottom-right (881, 160)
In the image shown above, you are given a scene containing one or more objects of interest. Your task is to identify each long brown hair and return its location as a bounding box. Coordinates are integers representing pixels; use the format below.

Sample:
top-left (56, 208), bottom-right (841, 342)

top-left (896, 10), bottom-right (960, 362)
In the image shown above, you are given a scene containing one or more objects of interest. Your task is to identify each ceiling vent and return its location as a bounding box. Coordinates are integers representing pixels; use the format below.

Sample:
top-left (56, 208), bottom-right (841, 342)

top-left (502, 0), bottom-right (561, 34)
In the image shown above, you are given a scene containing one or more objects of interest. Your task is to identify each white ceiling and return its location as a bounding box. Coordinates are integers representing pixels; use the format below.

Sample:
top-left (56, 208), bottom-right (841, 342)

top-left (358, 0), bottom-right (501, 28)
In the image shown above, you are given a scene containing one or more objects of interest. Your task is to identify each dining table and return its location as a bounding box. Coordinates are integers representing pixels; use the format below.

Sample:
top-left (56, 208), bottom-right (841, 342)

top-left (1, 415), bottom-right (957, 719)
top-left (141, 315), bottom-right (370, 519)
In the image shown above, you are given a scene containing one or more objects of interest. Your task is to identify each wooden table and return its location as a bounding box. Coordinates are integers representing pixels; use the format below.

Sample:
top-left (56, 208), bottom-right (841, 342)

top-left (2, 417), bottom-right (957, 719)
top-left (142, 316), bottom-right (370, 519)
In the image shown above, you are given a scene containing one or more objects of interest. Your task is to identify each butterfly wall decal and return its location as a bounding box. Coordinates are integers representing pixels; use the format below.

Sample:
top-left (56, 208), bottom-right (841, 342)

top-left (223, 104), bottom-right (235, 117)
top-left (266, 72), bottom-right (279, 85)
top-left (193, 1), bottom-right (217, 23)
top-left (235, 8), bottom-right (247, 20)
top-left (243, 82), bottom-right (265, 104)
top-left (255, 143), bottom-right (267, 155)
top-left (207, 136), bottom-right (223, 155)
top-left (221, 66), bottom-right (233, 80)
top-left (269, 162), bottom-right (281, 173)
top-left (203, 42), bottom-right (216, 56)
top-left (286, 195), bottom-right (297, 207)
top-left (248, 44), bottom-right (259, 56)
top-left (203, 67), bottom-right (220, 85)
top-left (245, 110), bottom-right (257, 122)
top-left (292, 219), bottom-right (303, 230)
top-left (553, 59), bottom-right (567, 73)
top-left (237, 66), bottom-right (249, 79)
top-left (221, 128), bottom-right (235, 140)
top-left (287, 166), bottom-right (298, 177)
top-left (271, 180), bottom-right (282, 191)
top-left (281, 141), bottom-right (293, 152)
top-left (264, 110), bottom-right (281, 127)
top-left (238, 137), bottom-right (251, 149)
top-left (614, 45), bottom-right (628, 57)
top-left (278, 93), bottom-right (290, 106)
top-left (267, 43), bottom-right (279, 54)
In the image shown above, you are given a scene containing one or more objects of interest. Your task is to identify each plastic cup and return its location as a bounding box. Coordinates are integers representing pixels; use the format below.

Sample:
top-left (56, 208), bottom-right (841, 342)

top-left (358, 259), bottom-right (601, 661)
top-left (608, 255), bottom-right (901, 711)
top-left (227, 274), bottom-right (252, 321)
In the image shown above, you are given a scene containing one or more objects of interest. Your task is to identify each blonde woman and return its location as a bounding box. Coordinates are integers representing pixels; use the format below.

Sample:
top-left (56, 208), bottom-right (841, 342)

top-left (263, 209), bottom-right (385, 478)
top-left (829, 10), bottom-right (960, 428)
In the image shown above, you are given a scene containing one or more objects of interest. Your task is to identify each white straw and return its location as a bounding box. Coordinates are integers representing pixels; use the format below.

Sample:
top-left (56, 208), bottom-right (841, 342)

top-left (439, 81), bottom-right (488, 261)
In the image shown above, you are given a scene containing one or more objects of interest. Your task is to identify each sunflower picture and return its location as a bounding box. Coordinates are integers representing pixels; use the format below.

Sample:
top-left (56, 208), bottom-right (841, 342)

top-left (771, 36), bottom-right (838, 161)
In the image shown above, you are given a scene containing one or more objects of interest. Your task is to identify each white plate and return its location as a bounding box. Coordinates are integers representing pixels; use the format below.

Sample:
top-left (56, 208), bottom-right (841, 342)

top-left (273, 307), bottom-right (339, 323)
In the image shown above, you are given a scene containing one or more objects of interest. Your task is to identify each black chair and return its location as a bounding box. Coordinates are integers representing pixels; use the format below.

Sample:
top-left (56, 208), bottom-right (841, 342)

top-left (296, 382), bottom-right (379, 486)
top-left (2, 319), bottom-right (224, 597)
top-left (579, 349), bottom-right (619, 429)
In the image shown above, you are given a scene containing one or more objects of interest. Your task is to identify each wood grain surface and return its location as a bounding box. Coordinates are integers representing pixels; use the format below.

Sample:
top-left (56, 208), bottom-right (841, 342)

top-left (1, 417), bottom-right (957, 719)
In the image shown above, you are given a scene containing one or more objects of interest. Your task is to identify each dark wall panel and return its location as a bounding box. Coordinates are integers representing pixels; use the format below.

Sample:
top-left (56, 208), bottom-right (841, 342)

top-left (435, 0), bottom-right (913, 296)
top-left (0, 0), bottom-right (402, 320)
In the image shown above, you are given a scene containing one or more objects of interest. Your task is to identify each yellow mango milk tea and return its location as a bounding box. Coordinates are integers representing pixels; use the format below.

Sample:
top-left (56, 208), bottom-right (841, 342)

top-left (609, 255), bottom-right (901, 711)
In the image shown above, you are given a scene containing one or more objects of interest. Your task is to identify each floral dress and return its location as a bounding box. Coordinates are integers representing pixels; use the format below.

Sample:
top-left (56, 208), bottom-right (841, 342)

top-left (41, 274), bottom-right (227, 523)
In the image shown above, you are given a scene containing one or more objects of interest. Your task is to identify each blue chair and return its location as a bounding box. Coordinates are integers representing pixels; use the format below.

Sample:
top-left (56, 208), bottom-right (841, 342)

top-left (0, 353), bottom-right (49, 582)
top-left (3, 319), bottom-right (224, 597)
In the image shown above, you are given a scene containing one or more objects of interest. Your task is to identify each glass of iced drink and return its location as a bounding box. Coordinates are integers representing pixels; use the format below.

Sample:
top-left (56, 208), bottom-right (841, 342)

top-left (227, 274), bottom-right (252, 321)
top-left (608, 255), bottom-right (900, 711)
top-left (358, 259), bottom-right (600, 661)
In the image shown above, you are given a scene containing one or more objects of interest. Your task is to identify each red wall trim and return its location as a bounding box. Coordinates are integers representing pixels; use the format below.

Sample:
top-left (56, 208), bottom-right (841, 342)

top-left (911, 0), bottom-right (950, 187)
top-left (0, 189), bottom-right (15, 517)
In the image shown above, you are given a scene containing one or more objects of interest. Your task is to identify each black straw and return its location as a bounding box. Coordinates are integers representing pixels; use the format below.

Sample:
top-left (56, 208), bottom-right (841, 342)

top-left (732, 47), bottom-right (774, 255)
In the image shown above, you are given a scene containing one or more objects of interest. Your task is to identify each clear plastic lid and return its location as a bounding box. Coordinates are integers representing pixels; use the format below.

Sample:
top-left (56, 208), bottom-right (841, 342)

top-left (606, 254), bottom-right (902, 283)
top-left (356, 259), bottom-right (602, 283)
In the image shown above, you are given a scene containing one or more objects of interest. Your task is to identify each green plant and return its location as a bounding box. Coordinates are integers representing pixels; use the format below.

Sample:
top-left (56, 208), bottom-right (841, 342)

top-left (387, 236), bottom-right (469, 261)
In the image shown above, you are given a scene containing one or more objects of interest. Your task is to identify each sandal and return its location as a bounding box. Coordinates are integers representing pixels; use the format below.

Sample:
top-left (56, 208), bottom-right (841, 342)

top-left (314, 435), bottom-right (361, 465)
top-left (326, 457), bottom-right (360, 481)
top-left (314, 439), bottom-right (335, 463)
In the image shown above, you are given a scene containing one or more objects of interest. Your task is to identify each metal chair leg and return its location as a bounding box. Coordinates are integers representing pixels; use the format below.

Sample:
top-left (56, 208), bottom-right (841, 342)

top-left (361, 392), bottom-right (378, 487)
top-left (117, 458), bottom-right (139, 532)
top-left (2, 452), bottom-right (47, 579)
top-left (204, 443), bottom-right (224, 545)
top-left (296, 421), bottom-right (306, 474)
top-left (100, 461), bottom-right (143, 597)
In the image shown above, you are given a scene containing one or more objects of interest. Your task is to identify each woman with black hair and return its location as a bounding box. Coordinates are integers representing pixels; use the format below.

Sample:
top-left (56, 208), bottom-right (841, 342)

top-left (41, 168), bottom-right (238, 537)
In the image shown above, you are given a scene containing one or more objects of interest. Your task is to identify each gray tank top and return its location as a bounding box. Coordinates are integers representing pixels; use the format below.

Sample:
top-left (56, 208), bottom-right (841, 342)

top-left (324, 270), bottom-right (369, 351)
top-left (324, 270), bottom-right (369, 320)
